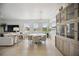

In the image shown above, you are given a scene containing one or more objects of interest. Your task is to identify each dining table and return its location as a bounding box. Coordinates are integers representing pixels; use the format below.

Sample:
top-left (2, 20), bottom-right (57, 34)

top-left (27, 33), bottom-right (46, 36)
top-left (27, 33), bottom-right (47, 43)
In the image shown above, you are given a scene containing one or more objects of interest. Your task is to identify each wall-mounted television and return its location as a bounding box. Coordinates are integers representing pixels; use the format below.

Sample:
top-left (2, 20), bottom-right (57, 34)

top-left (6, 25), bottom-right (19, 32)
top-left (66, 23), bottom-right (74, 39)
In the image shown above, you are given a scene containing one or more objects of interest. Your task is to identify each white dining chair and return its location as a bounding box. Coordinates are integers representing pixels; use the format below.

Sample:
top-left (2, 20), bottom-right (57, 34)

top-left (28, 36), bottom-right (32, 40)
top-left (41, 35), bottom-right (47, 43)
top-left (32, 36), bottom-right (41, 44)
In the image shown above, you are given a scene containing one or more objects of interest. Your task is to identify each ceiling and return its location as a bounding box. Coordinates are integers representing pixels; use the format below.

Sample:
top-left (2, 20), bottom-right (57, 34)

top-left (0, 3), bottom-right (68, 21)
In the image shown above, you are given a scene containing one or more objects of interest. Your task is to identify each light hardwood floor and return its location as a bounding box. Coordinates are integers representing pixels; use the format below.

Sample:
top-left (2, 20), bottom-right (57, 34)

top-left (0, 37), bottom-right (62, 56)
top-left (0, 30), bottom-right (62, 56)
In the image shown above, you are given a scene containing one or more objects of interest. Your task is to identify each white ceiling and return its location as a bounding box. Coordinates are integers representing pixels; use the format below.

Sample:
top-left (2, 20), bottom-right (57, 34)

top-left (0, 3), bottom-right (68, 21)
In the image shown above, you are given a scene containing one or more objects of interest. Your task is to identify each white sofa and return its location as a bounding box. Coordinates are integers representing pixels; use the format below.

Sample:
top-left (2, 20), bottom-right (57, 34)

top-left (0, 37), bottom-right (14, 46)
top-left (4, 33), bottom-right (18, 44)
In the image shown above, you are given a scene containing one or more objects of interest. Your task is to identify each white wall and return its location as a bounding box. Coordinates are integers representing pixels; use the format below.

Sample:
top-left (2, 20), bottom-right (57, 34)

top-left (0, 3), bottom-right (68, 20)
top-left (0, 3), bottom-right (68, 32)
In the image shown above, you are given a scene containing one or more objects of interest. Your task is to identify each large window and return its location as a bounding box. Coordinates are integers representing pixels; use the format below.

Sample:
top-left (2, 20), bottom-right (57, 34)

top-left (42, 23), bottom-right (48, 33)
top-left (33, 23), bottom-right (38, 31)
top-left (24, 23), bottom-right (31, 32)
